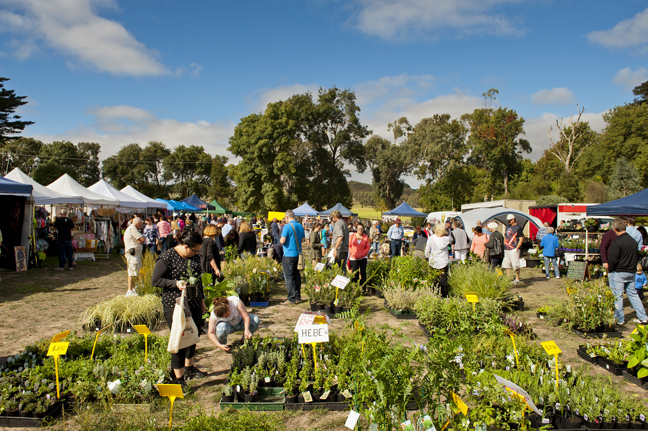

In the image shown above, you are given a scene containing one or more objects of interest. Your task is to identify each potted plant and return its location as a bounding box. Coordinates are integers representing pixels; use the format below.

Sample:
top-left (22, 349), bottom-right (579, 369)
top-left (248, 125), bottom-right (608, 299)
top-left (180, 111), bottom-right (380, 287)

top-left (584, 218), bottom-right (599, 232)
top-left (283, 362), bottom-right (298, 404)
top-left (536, 306), bottom-right (550, 319)
top-left (221, 385), bottom-right (234, 402)
top-left (181, 260), bottom-right (199, 299)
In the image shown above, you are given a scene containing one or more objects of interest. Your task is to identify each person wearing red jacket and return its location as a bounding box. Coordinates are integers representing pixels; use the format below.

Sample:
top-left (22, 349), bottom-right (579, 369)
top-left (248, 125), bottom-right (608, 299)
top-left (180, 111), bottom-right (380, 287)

top-left (349, 222), bottom-right (371, 287)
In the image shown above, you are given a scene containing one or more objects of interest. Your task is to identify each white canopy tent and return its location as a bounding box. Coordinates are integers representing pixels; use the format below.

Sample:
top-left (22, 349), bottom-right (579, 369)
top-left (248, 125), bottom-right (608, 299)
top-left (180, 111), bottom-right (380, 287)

top-left (455, 208), bottom-right (543, 239)
top-left (47, 174), bottom-right (119, 206)
top-left (120, 185), bottom-right (167, 210)
top-left (88, 179), bottom-right (147, 209)
top-left (5, 168), bottom-right (84, 205)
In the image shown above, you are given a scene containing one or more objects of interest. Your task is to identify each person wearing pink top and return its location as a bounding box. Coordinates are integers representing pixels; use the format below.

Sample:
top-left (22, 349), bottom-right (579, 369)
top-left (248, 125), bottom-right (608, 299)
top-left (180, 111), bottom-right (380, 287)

top-left (470, 226), bottom-right (489, 260)
top-left (157, 216), bottom-right (172, 253)
top-left (349, 222), bottom-right (371, 287)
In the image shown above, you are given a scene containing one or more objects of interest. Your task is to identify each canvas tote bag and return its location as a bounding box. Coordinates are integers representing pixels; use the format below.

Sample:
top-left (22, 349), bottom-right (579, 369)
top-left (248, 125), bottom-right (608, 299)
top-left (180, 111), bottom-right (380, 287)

top-left (167, 289), bottom-right (200, 353)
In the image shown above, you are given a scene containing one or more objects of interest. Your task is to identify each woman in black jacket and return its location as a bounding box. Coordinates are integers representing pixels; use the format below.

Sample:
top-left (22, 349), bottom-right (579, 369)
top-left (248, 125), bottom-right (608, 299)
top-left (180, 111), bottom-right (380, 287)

top-left (199, 224), bottom-right (222, 281)
top-left (238, 221), bottom-right (258, 256)
top-left (484, 221), bottom-right (504, 267)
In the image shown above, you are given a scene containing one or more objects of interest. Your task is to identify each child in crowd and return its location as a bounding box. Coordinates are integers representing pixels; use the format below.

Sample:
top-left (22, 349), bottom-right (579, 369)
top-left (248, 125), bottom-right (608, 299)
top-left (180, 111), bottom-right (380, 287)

top-left (636, 263), bottom-right (647, 301)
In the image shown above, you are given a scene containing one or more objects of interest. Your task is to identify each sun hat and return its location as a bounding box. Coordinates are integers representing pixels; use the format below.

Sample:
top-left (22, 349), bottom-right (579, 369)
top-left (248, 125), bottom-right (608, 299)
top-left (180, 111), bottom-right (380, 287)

top-left (506, 214), bottom-right (515, 221)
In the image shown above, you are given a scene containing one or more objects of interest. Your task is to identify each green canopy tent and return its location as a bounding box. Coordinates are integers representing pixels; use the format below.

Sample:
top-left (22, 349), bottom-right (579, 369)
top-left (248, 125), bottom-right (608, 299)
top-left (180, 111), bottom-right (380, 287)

top-left (207, 199), bottom-right (232, 216)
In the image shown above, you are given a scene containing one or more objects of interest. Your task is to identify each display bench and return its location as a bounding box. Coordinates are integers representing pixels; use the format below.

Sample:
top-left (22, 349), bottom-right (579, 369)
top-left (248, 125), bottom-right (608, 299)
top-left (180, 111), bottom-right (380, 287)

top-left (557, 230), bottom-right (606, 261)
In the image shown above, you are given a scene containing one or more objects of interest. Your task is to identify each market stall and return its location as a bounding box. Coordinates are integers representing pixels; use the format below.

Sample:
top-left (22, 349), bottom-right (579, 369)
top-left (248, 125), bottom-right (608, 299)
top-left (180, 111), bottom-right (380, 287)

top-left (292, 202), bottom-right (318, 217)
top-left (120, 186), bottom-right (168, 211)
top-left (181, 194), bottom-right (215, 211)
top-left (0, 176), bottom-right (33, 270)
top-left (586, 187), bottom-right (648, 216)
top-left (457, 207), bottom-right (542, 239)
top-left (318, 203), bottom-right (358, 217)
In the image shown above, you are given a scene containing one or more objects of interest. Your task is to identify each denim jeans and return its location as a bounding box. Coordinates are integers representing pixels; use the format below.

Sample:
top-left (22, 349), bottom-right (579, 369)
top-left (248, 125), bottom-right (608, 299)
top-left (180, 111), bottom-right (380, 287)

top-left (608, 271), bottom-right (648, 323)
top-left (58, 240), bottom-right (74, 268)
top-left (215, 314), bottom-right (260, 345)
top-left (371, 242), bottom-right (380, 255)
top-left (543, 256), bottom-right (560, 278)
top-left (390, 240), bottom-right (402, 259)
top-left (159, 237), bottom-right (168, 253)
top-left (282, 256), bottom-right (301, 302)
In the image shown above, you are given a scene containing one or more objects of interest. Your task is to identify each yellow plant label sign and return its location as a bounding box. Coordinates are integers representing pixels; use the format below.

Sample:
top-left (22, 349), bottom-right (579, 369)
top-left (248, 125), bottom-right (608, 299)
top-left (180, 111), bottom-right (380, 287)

top-left (133, 325), bottom-right (151, 335)
top-left (631, 325), bottom-right (644, 335)
top-left (451, 392), bottom-right (468, 415)
top-left (157, 384), bottom-right (184, 398)
top-left (465, 293), bottom-right (479, 303)
top-left (541, 340), bottom-right (562, 356)
top-left (47, 342), bottom-right (69, 357)
top-left (504, 328), bottom-right (514, 337)
top-left (50, 330), bottom-right (70, 343)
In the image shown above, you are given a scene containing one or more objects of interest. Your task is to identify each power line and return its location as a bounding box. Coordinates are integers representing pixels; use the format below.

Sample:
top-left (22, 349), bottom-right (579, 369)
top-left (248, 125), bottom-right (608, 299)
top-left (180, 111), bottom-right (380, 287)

top-left (0, 150), bottom-right (215, 164)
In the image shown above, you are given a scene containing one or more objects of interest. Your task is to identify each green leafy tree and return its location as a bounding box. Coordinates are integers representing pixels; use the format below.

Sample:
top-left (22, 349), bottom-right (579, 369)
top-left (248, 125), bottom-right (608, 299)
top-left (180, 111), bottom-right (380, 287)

top-left (33, 141), bottom-right (101, 186)
top-left (365, 135), bottom-right (410, 210)
top-left (536, 195), bottom-right (568, 205)
top-left (210, 155), bottom-right (234, 207)
top-left (76, 142), bottom-right (101, 186)
top-left (556, 170), bottom-right (581, 202)
top-left (0, 137), bottom-right (43, 175)
top-left (163, 145), bottom-right (212, 199)
top-left (462, 99), bottom-right (531, 196)
top-left (102, 143), bottom-right (148, 190)
top-left (296, 87), bottom-right (370, 209)
top-left (633, 80), bottom-right (648, 105)
top-left (608, 156), bottom-right (642, 200)
top-left (141, 141), bottom-right (172, 198)
top-left (0, 77), bottom-right (33, 145)
top-left (584, 180), bottom-right (608, 203)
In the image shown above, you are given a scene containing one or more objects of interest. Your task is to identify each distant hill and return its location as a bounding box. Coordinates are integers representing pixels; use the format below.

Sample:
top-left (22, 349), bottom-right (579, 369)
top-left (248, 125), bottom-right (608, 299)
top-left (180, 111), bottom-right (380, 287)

top-left (349, 180), bottom-right (419, 209)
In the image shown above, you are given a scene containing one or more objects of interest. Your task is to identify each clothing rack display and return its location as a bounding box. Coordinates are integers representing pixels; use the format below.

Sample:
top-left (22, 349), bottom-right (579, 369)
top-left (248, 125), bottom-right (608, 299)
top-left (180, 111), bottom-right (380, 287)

top-left (93, 217), bottom-right (114, 259)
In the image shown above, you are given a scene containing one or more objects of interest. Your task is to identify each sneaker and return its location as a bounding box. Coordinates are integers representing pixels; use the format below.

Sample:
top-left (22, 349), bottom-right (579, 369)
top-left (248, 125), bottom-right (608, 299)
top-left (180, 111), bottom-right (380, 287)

top-left (68, 267), bottom-right (74, 271)
top-left (639, 320), bottom-right (648, 325)
top-left (280, 300), bottom-right (295, 306)
top-left (546, 277), bottom-right (550, 280)
top-left (616, 320), bottom-right (626, 326)
top-left (55, 267), bottom-right (65, 271)
top-left (125, 290), bottom-right (138, 297)
top-left (512, 279), bottom-right (521, 285)
top-left (556, 276), bottom-right (561, 279)
top-left (172, 377), bottom-right (189, 392)
top-left (184, 366), bottom-right (206, 380)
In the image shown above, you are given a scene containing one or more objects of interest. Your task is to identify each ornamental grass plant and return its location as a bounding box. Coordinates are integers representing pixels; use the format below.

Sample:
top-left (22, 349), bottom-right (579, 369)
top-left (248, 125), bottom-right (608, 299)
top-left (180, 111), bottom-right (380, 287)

top-left (448, 261), bottom-right (512, 301)
top-left (79, 294), bottom-right (164, 332)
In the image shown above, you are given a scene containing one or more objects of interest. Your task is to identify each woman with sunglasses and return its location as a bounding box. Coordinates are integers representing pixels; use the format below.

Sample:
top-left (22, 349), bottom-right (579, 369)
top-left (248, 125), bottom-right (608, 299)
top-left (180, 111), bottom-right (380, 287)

top-left (152, 230), bottom-right (205, 387)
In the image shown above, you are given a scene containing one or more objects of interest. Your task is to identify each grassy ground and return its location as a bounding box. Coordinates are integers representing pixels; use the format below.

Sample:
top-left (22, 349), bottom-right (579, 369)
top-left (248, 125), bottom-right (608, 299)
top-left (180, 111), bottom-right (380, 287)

top-left (1, 256), bottom-right (647, 430)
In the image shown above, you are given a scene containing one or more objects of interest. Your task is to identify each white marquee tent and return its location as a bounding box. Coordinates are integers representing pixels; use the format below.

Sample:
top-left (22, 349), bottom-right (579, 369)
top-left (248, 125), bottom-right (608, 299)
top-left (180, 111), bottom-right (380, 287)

top-left (120, 185), bottom-right (167, 210)
top-left (5, 168), bottom-right (84, 205)
top-left (89, 179), bottom-right (147, 209)
top-left (47, 174), bottom-right (119, 206)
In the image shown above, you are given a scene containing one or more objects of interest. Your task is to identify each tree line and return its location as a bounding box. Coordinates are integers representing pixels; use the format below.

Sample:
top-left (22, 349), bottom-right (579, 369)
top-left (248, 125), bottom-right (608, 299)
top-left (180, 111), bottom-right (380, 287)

top-left (1, 77), bottom-right (647, 212)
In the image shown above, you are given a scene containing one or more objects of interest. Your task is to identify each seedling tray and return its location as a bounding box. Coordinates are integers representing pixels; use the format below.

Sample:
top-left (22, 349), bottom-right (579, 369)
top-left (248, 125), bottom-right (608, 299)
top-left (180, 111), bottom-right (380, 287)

top-left (0, 403), bottom-right (63, 428)
top-left (285, 401), bottom-right (349, 411)
top-left (622, 370), bottom-right (648, 390)
top-left (387, 307), bottom-right (418, 320)
top-left (576, 346), bottom-right (597, 364)
top-left (597, 357), bottom-right (627, 376)
top-left (219, 387), bottom-right (284, 411)
top-left (249, 295), bottom-right (270, 307)
top-left (571, 326), bottom-right (622, 339)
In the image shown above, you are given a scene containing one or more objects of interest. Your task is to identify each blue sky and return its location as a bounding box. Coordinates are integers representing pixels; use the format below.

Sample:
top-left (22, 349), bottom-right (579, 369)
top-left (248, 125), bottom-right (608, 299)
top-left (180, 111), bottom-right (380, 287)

top-left (1, 0), bottom-right (647, 188)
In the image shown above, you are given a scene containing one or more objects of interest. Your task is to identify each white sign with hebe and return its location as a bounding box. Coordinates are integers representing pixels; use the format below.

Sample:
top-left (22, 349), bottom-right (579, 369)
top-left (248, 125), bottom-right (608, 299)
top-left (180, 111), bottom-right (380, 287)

top-left (298, 324), bottom-right (329, 344)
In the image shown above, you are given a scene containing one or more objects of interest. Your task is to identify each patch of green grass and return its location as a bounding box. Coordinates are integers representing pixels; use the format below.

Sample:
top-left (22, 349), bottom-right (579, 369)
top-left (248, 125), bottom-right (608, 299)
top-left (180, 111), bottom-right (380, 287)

top-left (13, 283), bottom-right (49, 295)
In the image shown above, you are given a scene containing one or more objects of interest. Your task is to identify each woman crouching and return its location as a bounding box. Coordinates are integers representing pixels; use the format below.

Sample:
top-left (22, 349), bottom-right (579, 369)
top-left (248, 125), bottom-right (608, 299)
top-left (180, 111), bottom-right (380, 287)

top-left (207, 296), bottom-right (260, 352)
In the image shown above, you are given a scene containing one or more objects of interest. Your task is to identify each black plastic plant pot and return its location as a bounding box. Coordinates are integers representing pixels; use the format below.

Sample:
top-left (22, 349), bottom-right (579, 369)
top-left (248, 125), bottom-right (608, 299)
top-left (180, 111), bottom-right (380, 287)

top-left (310, 303), bottom-right (318, 311)
top-left (324, 305), bottom-right (335, 315)
top-left (315, 303), bottom-right (325, 311)
top-left (186, 284), bottom-right (198, 299)
top-left (221, 394), bottom-right (234, 402)
top-left (336, 393), bottom-right (347, 402)
top-left (286, 394), bottom-right (298, 404)
top-left (243, 393), bottom-right (257, 403)
top-left (333, 306), bottom-right (343, 315)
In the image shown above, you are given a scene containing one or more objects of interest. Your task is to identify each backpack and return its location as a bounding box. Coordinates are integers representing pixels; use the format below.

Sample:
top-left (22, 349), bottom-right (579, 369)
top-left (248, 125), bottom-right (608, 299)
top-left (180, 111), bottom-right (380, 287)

top-left (491, 232), bottom-right (503, 256)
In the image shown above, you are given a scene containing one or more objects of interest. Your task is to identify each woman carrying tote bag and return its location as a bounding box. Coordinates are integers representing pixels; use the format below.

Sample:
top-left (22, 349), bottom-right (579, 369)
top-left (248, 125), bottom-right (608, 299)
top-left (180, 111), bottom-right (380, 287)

top-left (152, 230), bottom-right (205, 388)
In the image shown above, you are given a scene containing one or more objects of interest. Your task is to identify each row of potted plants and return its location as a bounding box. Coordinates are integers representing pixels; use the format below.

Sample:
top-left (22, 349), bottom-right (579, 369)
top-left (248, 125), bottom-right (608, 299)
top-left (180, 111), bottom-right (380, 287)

top-left (0, 333), bottom-right (170, 418)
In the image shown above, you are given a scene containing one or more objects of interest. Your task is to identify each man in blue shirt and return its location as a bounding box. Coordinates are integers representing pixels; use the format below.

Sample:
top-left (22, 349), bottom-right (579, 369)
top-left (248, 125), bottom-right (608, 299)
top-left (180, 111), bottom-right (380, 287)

top-left (540, 227), bottom-right (560, 279)
top-left (280, 210), bottom-right (305, 305)
top-left (386, 218), bottom-right (405, 259)
top-left (625, 216), bottom-right (643, 251)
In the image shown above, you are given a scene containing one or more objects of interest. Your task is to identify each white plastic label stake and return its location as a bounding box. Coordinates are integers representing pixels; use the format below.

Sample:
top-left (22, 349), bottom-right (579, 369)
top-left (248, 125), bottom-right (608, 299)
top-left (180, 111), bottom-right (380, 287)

top-left (315, 263), bottom-right (325, 272)
top-left (332, 275), bottom-right (350, 289)
top-left (345, 410), bottom-right (360, 429)
top-left (298, 324), bottom-right (329, 344)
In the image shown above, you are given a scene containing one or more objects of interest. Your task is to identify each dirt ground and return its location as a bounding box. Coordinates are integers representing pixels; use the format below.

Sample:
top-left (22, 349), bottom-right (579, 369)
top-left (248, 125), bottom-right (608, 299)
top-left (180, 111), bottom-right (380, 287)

top-left (1, 257), bottom-right (647, 430)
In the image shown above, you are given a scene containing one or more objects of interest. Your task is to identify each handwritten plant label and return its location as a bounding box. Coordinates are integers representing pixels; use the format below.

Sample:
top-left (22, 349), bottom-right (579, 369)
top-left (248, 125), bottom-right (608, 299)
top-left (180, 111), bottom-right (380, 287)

top-left (465, 293), bottom-right (479, 303)
top-left (493, 374), bottom-right (541, 415)
top-left (314, 263), bottom-right (326, 272)
top-left (345, 410), bottom-right (360, 429)
top-left (541, 340), bottom-right (562, 356)
top-left (332, 275), bottom-right (350, 289)
top-left (294, 312), bottom-right (330, 331)
top-left (50, 330), bottom-right (70, 343)
top-left (47, 342), bottom-right (69, 357)
top-left (298, 324), bottom-right (329, 344)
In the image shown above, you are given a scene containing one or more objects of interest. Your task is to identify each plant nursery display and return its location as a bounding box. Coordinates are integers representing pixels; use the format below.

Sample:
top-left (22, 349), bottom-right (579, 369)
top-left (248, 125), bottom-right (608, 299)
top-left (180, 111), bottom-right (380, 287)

top-left (0, 333), bottom-right (170, 419)
top-left (302, 263), bottom-right (363, 313)
top-left (79, 294), bottom-right (164, 332)
top-left (564, 279), bottom-right (617, 334)
top-left (447, 262), bottom-right (514, 305)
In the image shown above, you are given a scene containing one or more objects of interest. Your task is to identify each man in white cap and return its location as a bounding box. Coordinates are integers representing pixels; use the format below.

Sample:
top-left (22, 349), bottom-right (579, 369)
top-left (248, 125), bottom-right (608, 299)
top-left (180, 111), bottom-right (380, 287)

top-left (503, 214), bottom-right (524, 284)
top-left (387, 218), bottom-right (405, 259)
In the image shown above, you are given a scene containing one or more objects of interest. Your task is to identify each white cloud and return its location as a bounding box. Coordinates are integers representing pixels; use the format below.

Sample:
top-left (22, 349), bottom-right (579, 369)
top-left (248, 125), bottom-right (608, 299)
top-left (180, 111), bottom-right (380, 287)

top-left (30, 105), bottom-right (235, 159)
top-left (0, 0), bottom-right (169, 76)
top-left (352, 0), bottom-right (524, 42)
top-left (612, 67), bottom-right (648, 91)
top-left (586, 7), bottom-right (648, 49)
top-left (530, 87), bottom-right (574, 105)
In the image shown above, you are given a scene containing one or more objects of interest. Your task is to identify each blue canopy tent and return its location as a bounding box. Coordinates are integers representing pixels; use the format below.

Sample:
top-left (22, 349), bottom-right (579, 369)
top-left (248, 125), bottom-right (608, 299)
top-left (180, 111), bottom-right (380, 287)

top-left (169, 200), bottom-right (199, 212)
top-left (318, 203), bottom-right (358, 217)
top-left (0, 176), bottom-right (33, 196)
top-left (587, 188), bottom-right (648, 216)
top-left (293, 202), bottom-right (319, 216)
top-left (155, 199), bottom-right (181, 211)
top-left (383, 202), bottom-right (427, 218)
top-left (181, 194), bottom-right (215, 211)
